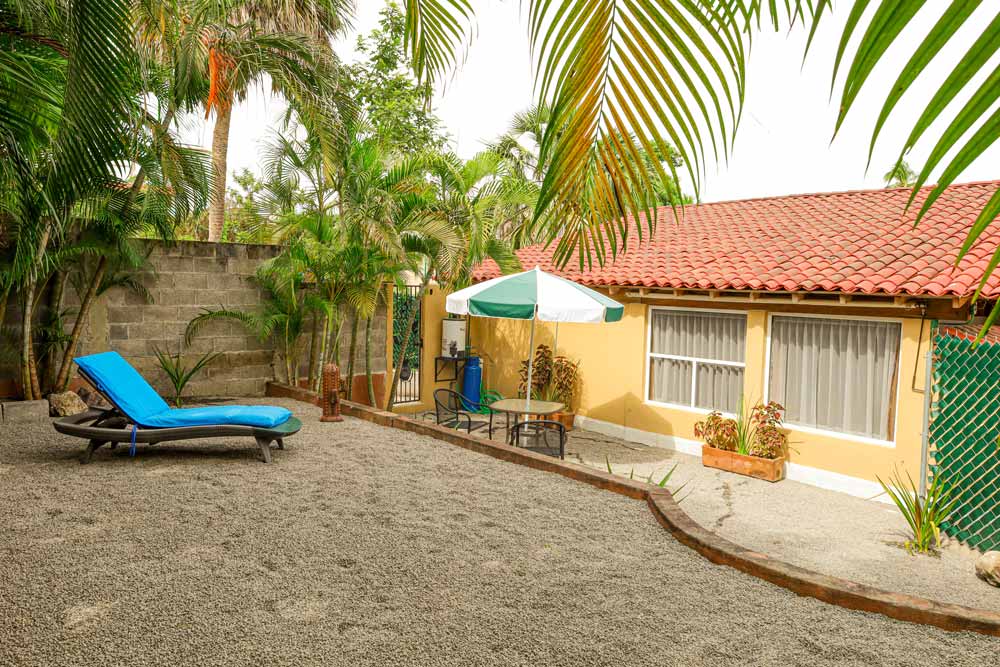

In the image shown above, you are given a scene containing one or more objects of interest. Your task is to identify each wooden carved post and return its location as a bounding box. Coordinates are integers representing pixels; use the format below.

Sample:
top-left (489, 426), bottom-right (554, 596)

top-left (320, 363), bottom-right (343, 423)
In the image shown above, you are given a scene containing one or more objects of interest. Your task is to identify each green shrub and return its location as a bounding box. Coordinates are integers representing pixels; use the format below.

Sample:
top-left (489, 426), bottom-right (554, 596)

top-left (877, 467), bottom-right (959, 555)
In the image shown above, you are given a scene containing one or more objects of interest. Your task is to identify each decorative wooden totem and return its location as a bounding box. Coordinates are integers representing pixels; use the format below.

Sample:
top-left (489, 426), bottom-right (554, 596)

top-left (320, 363), bottom-right (343, 423)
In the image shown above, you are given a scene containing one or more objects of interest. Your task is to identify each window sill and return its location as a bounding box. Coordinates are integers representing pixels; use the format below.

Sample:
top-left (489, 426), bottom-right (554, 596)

top-left (783, 422), bottom-right (896, 449)
top-left (644, 399), bottom-right (737, 419)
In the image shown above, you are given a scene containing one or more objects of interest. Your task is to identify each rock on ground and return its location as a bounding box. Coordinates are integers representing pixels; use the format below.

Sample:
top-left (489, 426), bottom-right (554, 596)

top-left (48, 391), bottom-right (89, 417)
top-left (976, 551), bottom-right (1000, 587)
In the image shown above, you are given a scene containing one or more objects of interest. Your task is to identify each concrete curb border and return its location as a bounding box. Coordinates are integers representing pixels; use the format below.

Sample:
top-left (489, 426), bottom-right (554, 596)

top-left (266, 382), bottom-right (1000, 637)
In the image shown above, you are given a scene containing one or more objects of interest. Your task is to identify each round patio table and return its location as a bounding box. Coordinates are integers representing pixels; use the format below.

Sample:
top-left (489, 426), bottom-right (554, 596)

top-left (489, 398), bottom-right (564, 446)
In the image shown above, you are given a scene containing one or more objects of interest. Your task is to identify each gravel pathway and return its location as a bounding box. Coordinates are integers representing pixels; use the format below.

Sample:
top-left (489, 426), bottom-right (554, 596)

top-left (2, 399), bottom-right (998, 666)
top-left (548, 426), bottom-right (1000, 614)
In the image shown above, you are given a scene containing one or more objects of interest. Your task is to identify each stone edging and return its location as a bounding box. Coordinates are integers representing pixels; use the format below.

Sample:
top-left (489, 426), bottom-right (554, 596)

top-left (265, 382), bottom-right (1000, 638)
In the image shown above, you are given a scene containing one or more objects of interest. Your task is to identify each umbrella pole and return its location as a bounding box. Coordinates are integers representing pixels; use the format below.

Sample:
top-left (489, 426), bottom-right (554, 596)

top-left (553, 322), bottom-right (559, 356)
top-left (525, 317), bottom-right (536, 412)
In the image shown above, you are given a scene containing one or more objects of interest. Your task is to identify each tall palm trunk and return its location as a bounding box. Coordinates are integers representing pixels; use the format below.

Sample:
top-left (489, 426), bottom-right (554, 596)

top-left (312, 312), bottom-right (327, 393)
top-left (44, 269), bottom-right (66, 390)
top-left (364, 315), bottom-right (376, 407)
top-left (21, 221), bottom-right (51, 400)
top-left (386, 279), bottom-right (428, 411)
top-left (307, 313), bottom-right (319, 388)
top-left (208, 103), bottom-right (232, 242)
top-left (346, 314), bottom-right (358, 401)
top-left (0, 284), bottom-right (9, 332)
top-left (53, 256), bottom-right (107, 392)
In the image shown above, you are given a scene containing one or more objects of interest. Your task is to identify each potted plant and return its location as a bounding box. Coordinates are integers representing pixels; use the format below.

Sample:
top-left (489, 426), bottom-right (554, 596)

top-left (518, 345), bottom-right (580, 429)
top-left (694, 400), bottom-right (787, 482)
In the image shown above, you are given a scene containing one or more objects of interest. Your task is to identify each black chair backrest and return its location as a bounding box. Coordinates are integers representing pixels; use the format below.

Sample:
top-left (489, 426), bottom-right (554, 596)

top-left (434, 388), bottom-right (464, 414)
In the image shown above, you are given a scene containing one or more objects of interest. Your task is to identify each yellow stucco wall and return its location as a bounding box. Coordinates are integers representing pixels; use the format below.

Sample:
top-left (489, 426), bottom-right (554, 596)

top-left (470, 301), bottom-right (932, 486)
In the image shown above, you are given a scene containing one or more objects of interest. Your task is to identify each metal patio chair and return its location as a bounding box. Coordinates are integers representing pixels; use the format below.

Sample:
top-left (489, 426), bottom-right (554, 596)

top-left (433, 388), bottom-right (496, 437)
top-left (510, 419), bottom-right (566, 460)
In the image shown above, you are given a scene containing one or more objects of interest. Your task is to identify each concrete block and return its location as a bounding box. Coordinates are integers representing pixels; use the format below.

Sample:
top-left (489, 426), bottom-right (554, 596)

top-left (143, 305), bottom-right (179, 323)
top-left (2, 399), bottom-right (50, 423)
top-left (195, 256), bottom-right (228, 272)
top-left (108, 308), bottom-right (142, 324)
top-left (174, 273), bottom-right (208, 290)
top-left (109, 324), bottom-right (129, 341)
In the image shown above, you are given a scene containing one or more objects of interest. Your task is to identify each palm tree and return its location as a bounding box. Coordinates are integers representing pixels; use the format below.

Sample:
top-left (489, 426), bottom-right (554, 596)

top-left (403, 1), bottom-right (1000, 301)
top-left (884, 161), bottom-right (917, 189)
top-left (0, 0), bottom-right (157, 399)
top-left (185, 260), bottom-right (314, 385)
top-left (190, 0), bottom-right (352, 241)
top-left (384, 150), bottom-right (521, 410)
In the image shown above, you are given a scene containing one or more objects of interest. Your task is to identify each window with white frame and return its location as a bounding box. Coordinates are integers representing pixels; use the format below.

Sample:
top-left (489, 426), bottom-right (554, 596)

top-left (767, 315), bottom-right (901, 441)
top-left (647, 309), bottom-right (746, 413)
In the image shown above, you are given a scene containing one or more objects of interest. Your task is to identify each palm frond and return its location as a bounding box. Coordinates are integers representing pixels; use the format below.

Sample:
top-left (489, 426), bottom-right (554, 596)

top-left (403, 0), bottom-right (474, 86)
top-left (829, 2), bottom-right (1000, 335)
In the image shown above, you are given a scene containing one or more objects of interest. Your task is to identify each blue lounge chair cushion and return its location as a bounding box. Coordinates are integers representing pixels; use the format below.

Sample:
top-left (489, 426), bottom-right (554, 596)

top-left (74, 351), bottom-right (292, 429)
top-left (141, 405), bottom-right (292, 429)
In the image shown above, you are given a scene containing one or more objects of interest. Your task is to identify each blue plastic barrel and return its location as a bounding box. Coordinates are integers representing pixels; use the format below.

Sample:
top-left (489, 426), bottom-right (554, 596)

top-left (461, 356), bottom-right (482, 409)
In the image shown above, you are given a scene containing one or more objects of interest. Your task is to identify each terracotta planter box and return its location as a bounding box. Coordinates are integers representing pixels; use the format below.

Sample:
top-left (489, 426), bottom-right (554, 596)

top-left (551, 411), bottom-right (575, 430)
top-left (701, 444), bottom-right (785, 482)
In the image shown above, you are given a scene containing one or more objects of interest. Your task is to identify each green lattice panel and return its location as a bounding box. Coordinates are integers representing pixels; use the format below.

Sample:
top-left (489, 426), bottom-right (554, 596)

top-left (929, 334), bottom-right (1000, 551)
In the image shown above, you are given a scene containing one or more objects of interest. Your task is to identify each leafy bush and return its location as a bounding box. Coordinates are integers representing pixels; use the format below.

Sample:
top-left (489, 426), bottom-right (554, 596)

top-left (518, 344), bottom-right (581, 409)
top-left (152, 345), bottom-right (221, 407)
top-left (693, 411), bottom-right (737, 451)
top-left (877, 467), bottom-right (959, 555)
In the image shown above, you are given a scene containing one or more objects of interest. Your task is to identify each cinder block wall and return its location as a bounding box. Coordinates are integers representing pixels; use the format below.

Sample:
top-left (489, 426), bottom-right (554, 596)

top-left (1, 239), bottom-right (387, 401)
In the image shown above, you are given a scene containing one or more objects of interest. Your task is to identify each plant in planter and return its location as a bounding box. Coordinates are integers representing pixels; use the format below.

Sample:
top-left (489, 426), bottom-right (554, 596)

top-left (695, 400), bottom-right (787, 482)
top-left (519, 345), bottom-right (580, 429)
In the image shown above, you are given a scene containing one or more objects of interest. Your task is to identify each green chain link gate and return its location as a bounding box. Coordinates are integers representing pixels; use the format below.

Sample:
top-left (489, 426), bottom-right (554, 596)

top-left (929, 328), bottom-right (1000, 552)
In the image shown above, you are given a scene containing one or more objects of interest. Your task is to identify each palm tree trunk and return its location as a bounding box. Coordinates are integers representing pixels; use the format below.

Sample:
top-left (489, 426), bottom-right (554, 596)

top-left (0, 284), bottom-right (9, 331)
top-left (53, 256), bottom-right (108, 392)
top-left (307, 313), bottom-right (319, 388)
top-left (346, 314), bottom-right (358, 401)
top-left (45, 269), bottom-right (66, 390)
top-left (386, 279), bottom-right (428, 411)
top-left (313, 312), bottom-right (329, 393)
top-left (21, 221), bottom-right (51, 400)
top-left (208, 103), bottom-right (232, 242)
top-left (364, 315), bottom-right (375, 407)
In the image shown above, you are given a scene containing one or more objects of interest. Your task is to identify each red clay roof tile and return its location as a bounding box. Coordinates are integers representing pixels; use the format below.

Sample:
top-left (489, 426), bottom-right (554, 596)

top-left (474, 181), bottom-right (1000, 298)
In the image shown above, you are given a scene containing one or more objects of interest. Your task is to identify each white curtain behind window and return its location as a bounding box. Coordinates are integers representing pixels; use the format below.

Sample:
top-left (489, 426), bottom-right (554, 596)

top-left (649, 310), bottom-right (746, 412)
top-left (768, 316), bottom-right (901, 440)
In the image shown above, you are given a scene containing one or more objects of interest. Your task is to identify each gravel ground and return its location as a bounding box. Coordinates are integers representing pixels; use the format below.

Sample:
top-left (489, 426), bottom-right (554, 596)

top-left (2, 399), bottom-right (999, 666)
top-left (541, 426), bottom-right (1000, 614)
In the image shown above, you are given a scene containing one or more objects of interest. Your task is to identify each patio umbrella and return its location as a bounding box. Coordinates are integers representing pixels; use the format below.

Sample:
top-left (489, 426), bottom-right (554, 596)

top-left (446, 266), bottom-right (624, 410)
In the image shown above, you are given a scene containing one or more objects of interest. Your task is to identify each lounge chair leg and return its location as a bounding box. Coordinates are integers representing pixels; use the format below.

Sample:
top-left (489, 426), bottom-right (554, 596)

top-left (80, 440), bottom-right (107, 464)
top-left (255, 437), bottom-right (273, 464)
top-left (275, 438), bottom-right (284, 450)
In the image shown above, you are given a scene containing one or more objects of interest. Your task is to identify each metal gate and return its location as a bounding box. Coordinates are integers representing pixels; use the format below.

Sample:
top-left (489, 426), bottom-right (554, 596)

top-left (928, 326), bottom-right (1000, 552)
top-left (392, 285), bottom-right (423, 404)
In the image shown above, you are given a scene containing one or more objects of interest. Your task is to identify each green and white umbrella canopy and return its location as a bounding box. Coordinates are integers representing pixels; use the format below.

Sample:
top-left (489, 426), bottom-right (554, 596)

top-left (446, 266), bottom-right (624, 323)
top-left (447, 267), bottom-right (624, 410)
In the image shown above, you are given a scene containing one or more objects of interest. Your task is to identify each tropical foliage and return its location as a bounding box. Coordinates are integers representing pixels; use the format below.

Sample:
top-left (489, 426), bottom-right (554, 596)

top-left (694, 401), bottom-right (787, 460)
top-left (1, 0), bottom-right (211, 400)
top-left (402, 0), bottom-right (1000, 308)
top-left (877, 467), bottom-right (959, 555)
top-left (151, 345), bottom-right (222, 407)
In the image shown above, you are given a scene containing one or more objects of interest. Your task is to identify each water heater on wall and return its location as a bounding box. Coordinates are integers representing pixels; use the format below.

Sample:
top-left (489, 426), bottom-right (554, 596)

top-left (441, 318), bottom-right (467, 358)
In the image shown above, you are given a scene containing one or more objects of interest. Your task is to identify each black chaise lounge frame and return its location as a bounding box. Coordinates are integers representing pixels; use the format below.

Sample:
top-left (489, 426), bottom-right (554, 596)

top-left (53, 369), bottom-right (302, 464)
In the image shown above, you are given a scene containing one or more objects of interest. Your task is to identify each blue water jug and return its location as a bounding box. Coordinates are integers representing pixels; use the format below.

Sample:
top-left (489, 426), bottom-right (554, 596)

top-left (461, 356), bottom-right (482, 409)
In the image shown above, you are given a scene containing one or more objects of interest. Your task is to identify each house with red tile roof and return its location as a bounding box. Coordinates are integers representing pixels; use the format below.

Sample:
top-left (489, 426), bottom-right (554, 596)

top-left (468, 181), bottom-right (999, 498)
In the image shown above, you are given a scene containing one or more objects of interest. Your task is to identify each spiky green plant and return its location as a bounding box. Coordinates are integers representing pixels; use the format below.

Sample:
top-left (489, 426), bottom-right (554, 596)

top-left (876, 467), bottom-right (959, 555)
top-left (151, 346), bottom-right (222, 408)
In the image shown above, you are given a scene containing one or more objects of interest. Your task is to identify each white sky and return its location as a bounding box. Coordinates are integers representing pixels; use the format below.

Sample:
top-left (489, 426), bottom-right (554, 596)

top-left (179, 0), bottom-right (1000, 203)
